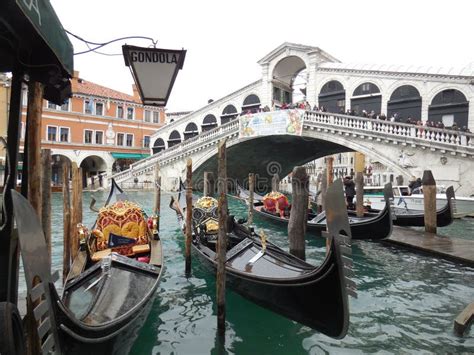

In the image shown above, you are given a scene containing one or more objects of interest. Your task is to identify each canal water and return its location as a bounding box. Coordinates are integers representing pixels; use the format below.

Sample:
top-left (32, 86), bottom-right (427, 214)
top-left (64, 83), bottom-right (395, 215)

top-left (42, 191), bottom-right (474, 354)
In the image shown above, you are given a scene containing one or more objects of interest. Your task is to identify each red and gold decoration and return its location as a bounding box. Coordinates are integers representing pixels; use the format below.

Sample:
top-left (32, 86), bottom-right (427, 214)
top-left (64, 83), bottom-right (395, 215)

top-left (262, 191), bottom-right (289, 217)
top-left (90, 201), bottom-right (150, 260)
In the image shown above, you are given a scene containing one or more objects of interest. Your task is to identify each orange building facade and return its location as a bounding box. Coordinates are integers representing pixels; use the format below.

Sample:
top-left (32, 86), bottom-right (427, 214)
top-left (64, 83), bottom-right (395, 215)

top-left (18, 71), bottom-right (165, 187)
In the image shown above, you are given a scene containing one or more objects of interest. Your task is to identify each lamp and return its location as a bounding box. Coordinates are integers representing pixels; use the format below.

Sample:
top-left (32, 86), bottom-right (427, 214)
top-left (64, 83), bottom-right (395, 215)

top-left (122, 45), bottom-right (186, 106)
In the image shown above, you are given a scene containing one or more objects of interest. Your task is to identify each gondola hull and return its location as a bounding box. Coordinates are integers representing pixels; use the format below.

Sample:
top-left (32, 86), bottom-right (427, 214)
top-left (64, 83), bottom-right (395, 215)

top-left (253, 204), bottom-right (392, 240)
top-left (171, 179), bottom-right (355, 338)
top-left (237, 184), bottom-right (392, 241)
top-left (52, 252), bottom-right (162, 355)
top-left (191, 226), bottom-right (349, 338)
top-left (57, 179), bottom-right (163, 354)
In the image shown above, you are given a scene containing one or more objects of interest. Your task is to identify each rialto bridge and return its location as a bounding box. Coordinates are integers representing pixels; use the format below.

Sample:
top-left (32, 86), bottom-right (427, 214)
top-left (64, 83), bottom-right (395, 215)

top-left (110, 109), bottom-right (474, 196)
top-left (110, 42), bottom-right (474, 194)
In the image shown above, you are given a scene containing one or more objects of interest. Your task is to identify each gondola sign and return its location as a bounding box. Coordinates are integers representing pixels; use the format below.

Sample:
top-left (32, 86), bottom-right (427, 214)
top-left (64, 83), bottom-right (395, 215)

top-left (123, 45), bottom-right (186, 106)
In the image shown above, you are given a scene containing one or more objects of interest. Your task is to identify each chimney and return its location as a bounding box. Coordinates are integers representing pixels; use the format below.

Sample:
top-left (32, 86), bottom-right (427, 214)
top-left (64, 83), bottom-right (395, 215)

top-left (132, 84), bottom-right (141, 102)
top-left (71, 70), bottom-right (80, 92)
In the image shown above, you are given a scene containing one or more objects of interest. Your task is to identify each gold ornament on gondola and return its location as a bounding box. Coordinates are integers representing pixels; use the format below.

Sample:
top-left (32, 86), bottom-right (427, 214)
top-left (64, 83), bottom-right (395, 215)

top-left (259, 231), bottom-right (267, 252)
top-left (195, 196), bottom-right (218, 210)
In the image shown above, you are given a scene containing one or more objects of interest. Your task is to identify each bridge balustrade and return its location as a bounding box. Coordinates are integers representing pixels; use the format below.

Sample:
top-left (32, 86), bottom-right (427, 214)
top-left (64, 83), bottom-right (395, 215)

top-left (304, 111), bottom-right (473, 147)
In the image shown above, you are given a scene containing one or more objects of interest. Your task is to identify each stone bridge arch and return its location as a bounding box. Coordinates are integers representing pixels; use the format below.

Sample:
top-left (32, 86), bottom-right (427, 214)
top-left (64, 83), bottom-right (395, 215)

top-left (190, 131), bottom-right (415, 192)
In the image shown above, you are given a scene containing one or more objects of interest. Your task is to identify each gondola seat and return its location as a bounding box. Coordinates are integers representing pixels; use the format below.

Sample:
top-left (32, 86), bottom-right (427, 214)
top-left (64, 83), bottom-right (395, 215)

top-left (88, 201), bottom-right (151, 261)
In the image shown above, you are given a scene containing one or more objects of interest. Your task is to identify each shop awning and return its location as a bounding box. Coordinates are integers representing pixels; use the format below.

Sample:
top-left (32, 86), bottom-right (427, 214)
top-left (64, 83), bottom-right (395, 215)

top-left (111, 153), bottom-right (150, 160)
top-left (0, 0), bottom-right (73, 103)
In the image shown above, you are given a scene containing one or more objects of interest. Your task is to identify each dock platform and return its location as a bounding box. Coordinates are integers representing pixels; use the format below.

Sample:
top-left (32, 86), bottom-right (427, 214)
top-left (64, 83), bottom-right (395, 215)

top-left (385, 226), bottom-right (474, 266)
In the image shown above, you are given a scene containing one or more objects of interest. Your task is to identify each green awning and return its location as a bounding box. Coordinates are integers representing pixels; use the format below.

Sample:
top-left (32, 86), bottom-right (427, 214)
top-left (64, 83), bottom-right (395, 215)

top-left (0, 1), bottom-right (73, 96)
top-left (111, 153), bottom-right (150, 160)
top-left (15, 0), bottom-right (73, 75)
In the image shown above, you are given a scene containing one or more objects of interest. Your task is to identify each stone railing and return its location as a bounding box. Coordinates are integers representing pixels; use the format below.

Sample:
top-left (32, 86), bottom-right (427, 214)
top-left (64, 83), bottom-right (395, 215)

top-left (304, 111), bottom-right (474, 149)
top-left (111, 110), bottom-right (474, 183)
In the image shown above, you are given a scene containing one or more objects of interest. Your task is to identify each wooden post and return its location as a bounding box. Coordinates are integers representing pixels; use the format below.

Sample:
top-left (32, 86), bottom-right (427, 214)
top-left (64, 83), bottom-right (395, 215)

top-left (25, 80), bottom-right (43, 355)
top-left (62, 163), bottom-right (71, 282)
top-left (248, 173), bottom-right (255, 225)
top-left (70, 163), bottom-right (83, 262)
top-left (271, 173), bottom-right (280, 192)
top-left (355, 152), bottom-right (365, 217)
top-left (422, 170), bottom-right (437, 233)
top-left (320, 169), bottom-right (327, 212)
top-left (41, 149), bottom-right (52, 270)
top-left (154, 164), bottom-right (161, 231)
top-left (288, 166), bottom-right (308, 260)
top-left (185, 159), bottom-right (192, 275)
top-left (26, 81), bottom-right (43, 216)
top-left (208, 172), bottom-right (215, 197)
top-left (203, 171), bottom-right (212, 197)
top-left (216, 139), bottom-right (228, 335)
top-left (326, 156), bottom-right (334, 185)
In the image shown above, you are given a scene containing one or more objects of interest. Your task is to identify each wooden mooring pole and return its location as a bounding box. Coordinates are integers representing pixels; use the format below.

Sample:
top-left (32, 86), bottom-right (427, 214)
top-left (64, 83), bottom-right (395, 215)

top-left (154, 164), bottom-right (161, 231)
top-left (25, 80), bottom-right (43, 355)
top-left (355, 152), bottom-right (365, 217)
top-left (41, 149), bottom-right (52, 270)
top-left (288, 166), bottom-right (308, 260)
top-left (26, 81), bottom-right (43, 215)
top-left (62, 163), bottom-right (71, 282)
top-left (216, 139), bottom-right (228, 335)
top-left (248, 173), bottom-right (255, 226)
top-left (272, 173), bottom-right (280, 192)
top-left (320, 169), bottom-right (327, 212)
top-left (326, 156), bottom-right (334, 186)
top-left (422, 170), bottom-right (437, 234)
top-left (203, 171), bottom-right (214, 197)
top-left (70, 163), bottom-right (83, 262)
top-left (185, 159), bottom-right (193, 275)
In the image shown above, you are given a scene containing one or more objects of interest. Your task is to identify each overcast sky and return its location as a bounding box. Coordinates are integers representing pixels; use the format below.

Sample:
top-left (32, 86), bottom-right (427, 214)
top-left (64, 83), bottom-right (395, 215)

top-left (51, 0), bottom-right (474, 113)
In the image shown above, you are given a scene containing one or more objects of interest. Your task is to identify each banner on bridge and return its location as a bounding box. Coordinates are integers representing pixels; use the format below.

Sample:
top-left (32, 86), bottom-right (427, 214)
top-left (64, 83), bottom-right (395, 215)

top-left (239, 109), bottom-right (303, 138)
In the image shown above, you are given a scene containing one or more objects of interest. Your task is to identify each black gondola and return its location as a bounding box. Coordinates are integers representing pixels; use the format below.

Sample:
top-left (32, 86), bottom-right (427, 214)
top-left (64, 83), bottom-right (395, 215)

top-left (170, 179), bottom-right (356, 339)
top-left (236, 183), bottom-right (393, 240)
top-left (12, 179), bottom-right (163, 355)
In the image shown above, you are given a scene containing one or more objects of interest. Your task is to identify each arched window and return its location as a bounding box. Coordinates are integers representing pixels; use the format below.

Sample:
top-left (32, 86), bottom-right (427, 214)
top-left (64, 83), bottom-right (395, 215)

top-left (353, 83), bottom-right (380, 96)
top-left (152, 138), bottom-right (165, 154)
top-left (318, 80), bottom-right (345, 113)
top-left (241, 94), bottom-right (261, 114)
top-left (168, 130), bottom-right (181, 148)
top-left (351, 82), bottom-right (381, 116)
top-left (184, 122), bottom-right (199, 140)
top-left (429, 89), bottom-right (469, 128)
top-left (220, 105), bottom-right (238, 125)
top-left (387, 85), bottom-right (422, 122)
top-left (202, 114), bottom-right (218, 132)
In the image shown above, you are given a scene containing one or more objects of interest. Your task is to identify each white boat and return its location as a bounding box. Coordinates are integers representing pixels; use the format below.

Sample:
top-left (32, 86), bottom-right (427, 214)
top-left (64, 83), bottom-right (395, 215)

top-left (363, 186), bottom-right (474, 219)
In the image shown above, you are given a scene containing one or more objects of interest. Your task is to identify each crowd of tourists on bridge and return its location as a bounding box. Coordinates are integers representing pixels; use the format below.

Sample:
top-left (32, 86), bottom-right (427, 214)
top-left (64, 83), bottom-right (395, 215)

top-left (303, 104), bottom-right (471, 134)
